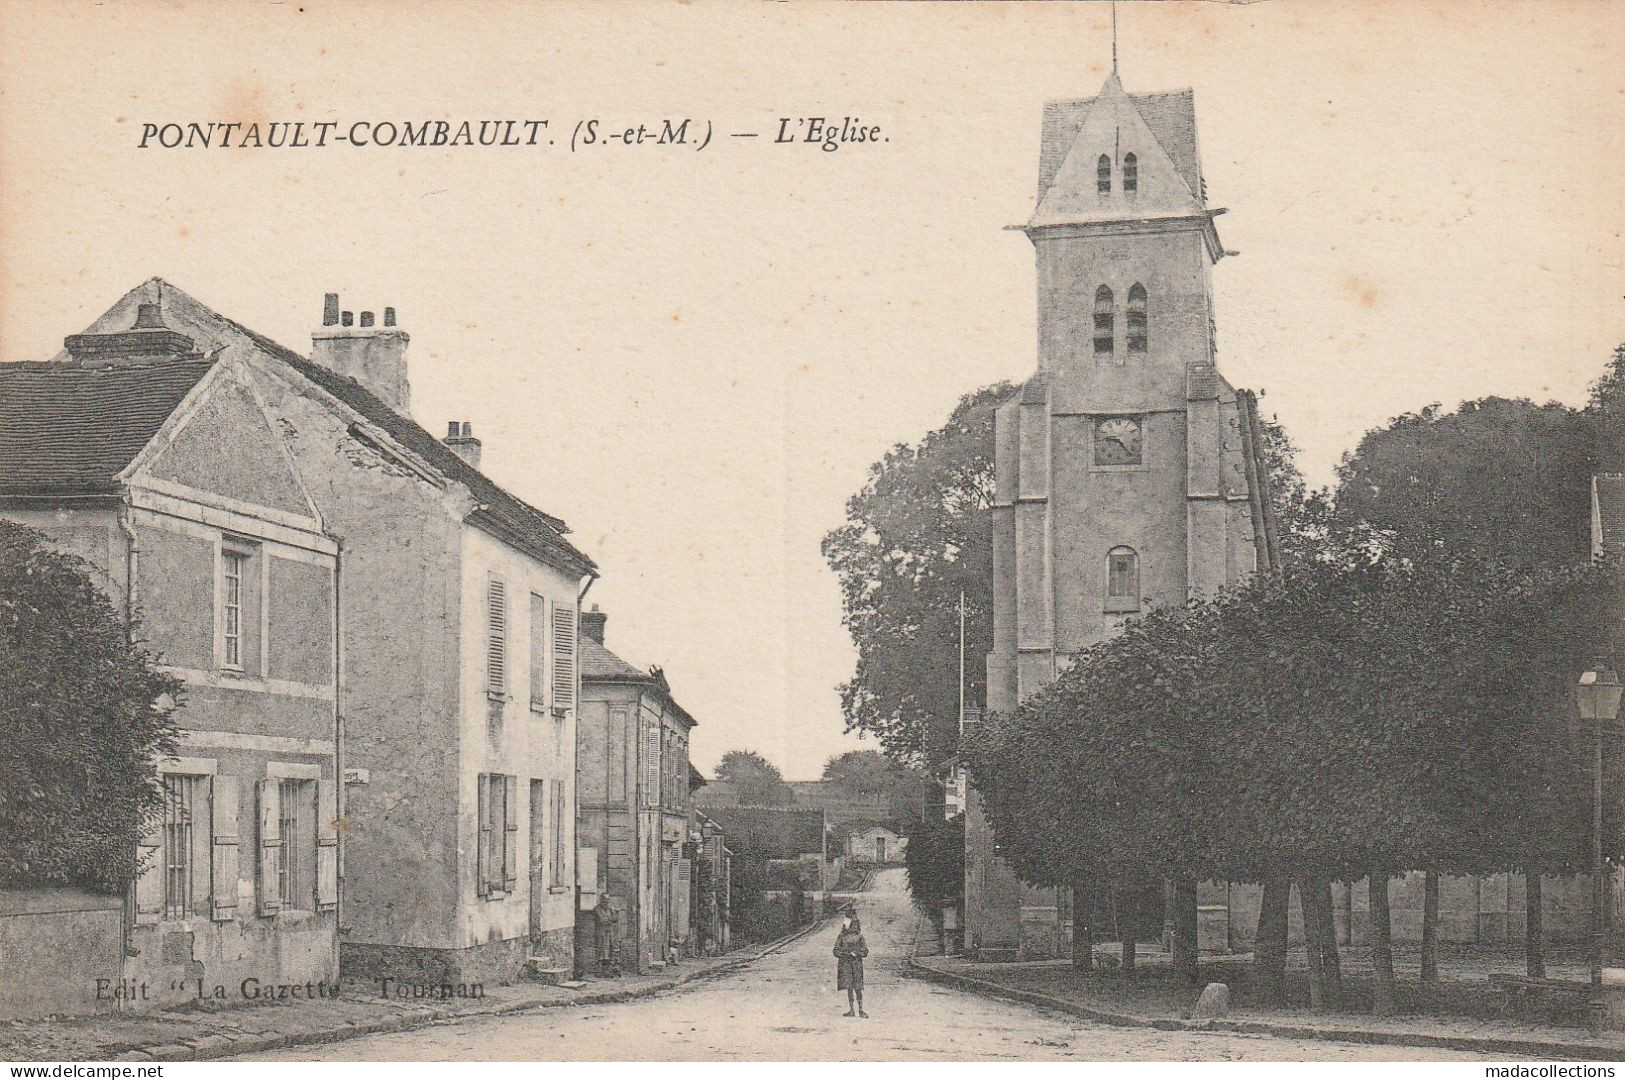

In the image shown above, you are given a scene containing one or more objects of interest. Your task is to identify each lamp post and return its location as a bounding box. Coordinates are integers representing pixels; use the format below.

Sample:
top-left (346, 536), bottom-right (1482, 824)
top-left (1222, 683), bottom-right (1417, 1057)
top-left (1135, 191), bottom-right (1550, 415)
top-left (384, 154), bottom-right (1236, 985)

top-left (1574, 663), bottom-right (1623, 1036)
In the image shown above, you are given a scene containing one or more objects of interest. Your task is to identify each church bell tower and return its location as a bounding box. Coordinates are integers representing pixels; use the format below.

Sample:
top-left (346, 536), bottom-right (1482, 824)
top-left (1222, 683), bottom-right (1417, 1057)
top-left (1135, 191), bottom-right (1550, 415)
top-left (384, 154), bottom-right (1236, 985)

top-left (965, 71), bottom-right (1278, 960)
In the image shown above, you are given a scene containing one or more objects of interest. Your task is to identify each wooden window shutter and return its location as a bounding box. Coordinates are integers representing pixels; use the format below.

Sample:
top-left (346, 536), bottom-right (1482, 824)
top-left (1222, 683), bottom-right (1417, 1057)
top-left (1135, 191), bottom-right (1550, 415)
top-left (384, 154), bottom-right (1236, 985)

top-left (529, 593), bottom-right (548, 710)
top-left (257, 778), bottom-right (282, 916)
top-left (502, 775), bottom-right (519, 891)
top-left (676, 858), bottom-right (692, 936)
top-left (210, 775), bottom-right (240, 922)
top-left (476, 774), bottom-right (492, 898)
top-left (134, 808), bottom-right (164, 926)
top-left (552, 605), bottom-right (576, 710)
top-left (487, 578), bottom-right (507, 695)
top-left (316, 779), bottom-right (339, 912)
top-left (642, 721), bottom-right (661, 808)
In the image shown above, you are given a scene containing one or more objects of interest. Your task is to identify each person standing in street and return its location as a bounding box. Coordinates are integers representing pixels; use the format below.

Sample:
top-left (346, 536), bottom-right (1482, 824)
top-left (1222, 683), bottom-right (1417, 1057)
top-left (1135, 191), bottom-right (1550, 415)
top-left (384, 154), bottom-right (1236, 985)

top-left (834, 913), bottom-right (869, 1017)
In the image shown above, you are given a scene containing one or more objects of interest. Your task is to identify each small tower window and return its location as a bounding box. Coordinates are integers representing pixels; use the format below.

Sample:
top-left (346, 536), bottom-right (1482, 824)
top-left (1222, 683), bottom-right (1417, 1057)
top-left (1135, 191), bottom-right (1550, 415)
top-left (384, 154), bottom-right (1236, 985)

top-left (1106, 546), bottom-right (1140, 611)
top-left (1126, 283), bottom-right (1148, 354)
top-left (1122, 153), bottom-right (1138, 194)
top-left (1097, 154), bottom-right (1112, 195)
top-left (1093, 286), bottom-right (1114, 357)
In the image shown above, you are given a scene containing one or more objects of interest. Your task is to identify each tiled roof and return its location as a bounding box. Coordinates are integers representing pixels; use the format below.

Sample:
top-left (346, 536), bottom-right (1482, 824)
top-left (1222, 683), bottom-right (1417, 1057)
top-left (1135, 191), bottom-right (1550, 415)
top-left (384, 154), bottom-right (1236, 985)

top-left (1596, 475), bottom-right (1625, 559)
top-left (0, 356), bottom-right (216, 497)
top-left (581, 637), bottom-right (649, 681)
top-left (1038, 88), bottom-right (1201, 201)
top-left (25, 279), bottom-right (594, 576)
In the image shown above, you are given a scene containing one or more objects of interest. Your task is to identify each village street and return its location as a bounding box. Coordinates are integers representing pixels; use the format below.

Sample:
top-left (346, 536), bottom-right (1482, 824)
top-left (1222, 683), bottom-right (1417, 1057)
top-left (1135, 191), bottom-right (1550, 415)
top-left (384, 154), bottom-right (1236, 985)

top-left (247, 870), bottom-right (1504, 1062)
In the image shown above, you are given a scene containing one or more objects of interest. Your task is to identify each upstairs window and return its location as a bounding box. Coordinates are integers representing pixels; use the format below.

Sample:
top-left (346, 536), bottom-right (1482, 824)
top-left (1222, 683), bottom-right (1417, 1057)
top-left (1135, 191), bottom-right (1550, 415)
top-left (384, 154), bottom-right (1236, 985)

top-left (1097, 154), bottom-right (1112, 195)
top-left (1127, 283), bottom-right (1148, 354)
top-left (1123, 153), bottom-right (1138, 194)
top-left (1093, 285), bottom-right (1115, 357)
top-left (486, 577), bottom-right (507, 696)
top-left (222, 552), bottom-right (247, 670)
top-left (1106, 546), bottom-right (1140, 612)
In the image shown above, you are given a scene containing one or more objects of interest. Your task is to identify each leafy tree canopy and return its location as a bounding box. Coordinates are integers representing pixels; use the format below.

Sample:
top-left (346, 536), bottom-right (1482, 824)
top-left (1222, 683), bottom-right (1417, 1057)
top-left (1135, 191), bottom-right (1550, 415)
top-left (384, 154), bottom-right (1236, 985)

top-left (713, 749), bottom-right (794, 806)
top-left (822, 383), bottom-right (1012, 764)
top-left (0, 520), bottom-right (182, 893)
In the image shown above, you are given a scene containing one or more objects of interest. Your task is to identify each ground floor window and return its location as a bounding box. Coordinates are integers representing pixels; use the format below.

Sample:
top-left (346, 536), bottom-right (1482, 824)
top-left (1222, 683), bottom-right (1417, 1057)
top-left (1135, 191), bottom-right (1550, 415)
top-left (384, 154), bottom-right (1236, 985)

top-left (277, 778), bottom-right (316, 910)
top-left (162, 774), bottom-right (208, 920)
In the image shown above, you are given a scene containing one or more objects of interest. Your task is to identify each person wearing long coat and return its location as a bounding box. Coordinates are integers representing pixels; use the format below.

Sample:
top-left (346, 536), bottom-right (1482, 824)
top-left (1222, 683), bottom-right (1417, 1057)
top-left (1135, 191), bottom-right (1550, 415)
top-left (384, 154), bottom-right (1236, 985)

top-left (834, 916), bottom-right (869, 1017)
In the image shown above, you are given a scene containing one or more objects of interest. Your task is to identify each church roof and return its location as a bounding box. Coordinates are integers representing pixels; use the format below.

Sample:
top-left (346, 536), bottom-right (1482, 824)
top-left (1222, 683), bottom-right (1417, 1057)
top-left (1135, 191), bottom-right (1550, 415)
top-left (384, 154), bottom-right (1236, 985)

top-left (1038, 86), bottom-right (1202, 201)
top-left (1030, 74), bottom-right (1209, 231)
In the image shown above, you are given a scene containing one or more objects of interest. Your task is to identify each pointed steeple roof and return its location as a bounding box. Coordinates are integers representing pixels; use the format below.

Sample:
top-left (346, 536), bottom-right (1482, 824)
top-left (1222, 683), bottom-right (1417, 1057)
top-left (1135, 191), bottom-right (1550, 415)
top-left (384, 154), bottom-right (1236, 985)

top-left (1029, 74), bottom-right (1206, 229)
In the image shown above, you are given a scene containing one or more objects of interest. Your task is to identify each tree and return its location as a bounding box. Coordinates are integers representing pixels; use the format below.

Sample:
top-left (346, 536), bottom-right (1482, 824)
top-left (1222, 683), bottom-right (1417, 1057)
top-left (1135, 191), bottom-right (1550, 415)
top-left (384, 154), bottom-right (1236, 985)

top-left (1333, 397), bottom-right (1599, 566)
top-left (714, 749), bottom-right (794, 806)
top-left (0, 520), bottom-right (182, 894)
top-left (904, 811), bottom-right (964, 918)
top-left (822, 749), bottom-right (924, 818)
top-left (823, 383), bottom-right (1013, 764)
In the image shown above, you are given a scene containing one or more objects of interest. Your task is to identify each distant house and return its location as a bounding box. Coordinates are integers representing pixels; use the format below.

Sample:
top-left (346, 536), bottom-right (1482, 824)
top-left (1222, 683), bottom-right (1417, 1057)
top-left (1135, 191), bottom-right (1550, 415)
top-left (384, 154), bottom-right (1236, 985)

top-left (844, 823), bottom-right (908, 865)
top-left (577, 606), bottom-right (699, 973)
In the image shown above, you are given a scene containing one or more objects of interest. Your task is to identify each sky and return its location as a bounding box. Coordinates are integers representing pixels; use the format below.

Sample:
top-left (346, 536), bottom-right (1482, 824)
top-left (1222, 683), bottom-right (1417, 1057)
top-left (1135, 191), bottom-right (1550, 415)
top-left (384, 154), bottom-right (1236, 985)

top-left (2, 1), bottom-right (1622, 778)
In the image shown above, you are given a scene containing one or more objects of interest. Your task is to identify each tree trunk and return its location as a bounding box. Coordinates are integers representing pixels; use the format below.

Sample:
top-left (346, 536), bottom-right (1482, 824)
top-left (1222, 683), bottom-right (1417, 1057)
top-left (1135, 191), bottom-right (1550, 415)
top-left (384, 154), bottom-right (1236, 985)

top-left (1116, 884), bottom-right (1137, 975)
top-left (1254, 877), bottom-right (1291, 1005)
top-left (1420, 870), bottom-right (1440, 984)
top-left (1172, 878), bottom-right (1200, 986)
top-left (1299, 878), bottom-right (1326, 1010)
top-left (1312, 878), bottom-right (1344, 1006)
top-left (1071, 875), bottom-right (1093, 971)
top-left (1369, 873), bottom-right (1397, 1016)
top-left (1526, 864), bottom-right (1546, 979)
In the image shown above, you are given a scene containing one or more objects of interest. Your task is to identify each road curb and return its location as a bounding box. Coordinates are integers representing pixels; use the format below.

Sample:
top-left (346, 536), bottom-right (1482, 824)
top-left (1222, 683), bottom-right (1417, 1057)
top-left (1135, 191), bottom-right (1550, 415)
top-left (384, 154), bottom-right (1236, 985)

top-left (905, 956), bottom-right (1625, 1062)
top-left (112, 918), bottom-right (828, 1062)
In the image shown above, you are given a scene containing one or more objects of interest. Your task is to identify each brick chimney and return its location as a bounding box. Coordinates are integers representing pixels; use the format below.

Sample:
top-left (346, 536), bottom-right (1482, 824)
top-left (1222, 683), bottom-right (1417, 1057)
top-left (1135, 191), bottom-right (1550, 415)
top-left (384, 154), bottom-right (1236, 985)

top-left (64, 301), bottom-right (197, 366)
top-left (581, 604), bottom-right (607, 645)
top-left (311, 292), bottom-right (410, 413)
top-left (442, 421), bottom-right (482, 470)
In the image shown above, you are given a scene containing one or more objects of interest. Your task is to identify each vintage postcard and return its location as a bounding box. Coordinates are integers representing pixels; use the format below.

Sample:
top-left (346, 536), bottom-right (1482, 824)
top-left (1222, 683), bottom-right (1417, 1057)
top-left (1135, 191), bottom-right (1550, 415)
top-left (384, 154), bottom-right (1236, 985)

top-left (1, 0), bottom-right (1623, 1068)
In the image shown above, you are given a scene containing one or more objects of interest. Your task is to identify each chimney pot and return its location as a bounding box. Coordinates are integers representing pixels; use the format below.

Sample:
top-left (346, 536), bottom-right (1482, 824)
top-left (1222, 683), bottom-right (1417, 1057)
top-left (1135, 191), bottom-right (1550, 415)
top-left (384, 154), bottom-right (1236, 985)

top-left (312, 297), bottom-right (412, 413)
top-left (133, 302), bottom-right (165, 330)
top-left (462, 421), bottom-right (473, 437)
top-left (341, 311), bottom-right (354, 327)
top-left (360, 311), bottom-right (375, 328)
top-left (447, 421), bottom-right (460, 438)
top-left (383, 307), bottom-right (397, 327)
top-left (442, 420), bottom-right (482, 469)
top-left (581, 607), bottom-right (608, 646)
top-left (323, 293), bottom-right (340, 326)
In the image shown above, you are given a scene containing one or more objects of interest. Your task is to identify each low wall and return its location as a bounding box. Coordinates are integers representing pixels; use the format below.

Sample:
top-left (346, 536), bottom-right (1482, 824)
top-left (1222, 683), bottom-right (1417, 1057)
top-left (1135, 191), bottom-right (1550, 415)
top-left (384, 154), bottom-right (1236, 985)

top-left (0, 889), bottom-right (124, 1019)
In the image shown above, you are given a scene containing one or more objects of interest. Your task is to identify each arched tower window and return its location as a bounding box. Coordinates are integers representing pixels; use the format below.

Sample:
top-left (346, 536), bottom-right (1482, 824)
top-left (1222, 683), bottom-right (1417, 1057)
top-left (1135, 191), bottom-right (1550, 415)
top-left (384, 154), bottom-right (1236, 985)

top-left (1122, 153), bottom-right (1138, 194)
top-left (1126, 283), bottom-right (1148, 354)
top-left (1093, 285), bottom-right (1114, 357)
top-left (1106, 546), bottom-right (1139, 611)
top-left (1097, 154), bottom-right (1112, 195)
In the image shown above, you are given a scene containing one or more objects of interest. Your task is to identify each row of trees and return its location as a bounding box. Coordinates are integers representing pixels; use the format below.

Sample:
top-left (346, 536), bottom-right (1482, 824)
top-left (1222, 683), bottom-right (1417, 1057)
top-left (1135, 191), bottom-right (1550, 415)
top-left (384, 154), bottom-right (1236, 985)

top-left (827, 345), bottom-right (1625, 1012)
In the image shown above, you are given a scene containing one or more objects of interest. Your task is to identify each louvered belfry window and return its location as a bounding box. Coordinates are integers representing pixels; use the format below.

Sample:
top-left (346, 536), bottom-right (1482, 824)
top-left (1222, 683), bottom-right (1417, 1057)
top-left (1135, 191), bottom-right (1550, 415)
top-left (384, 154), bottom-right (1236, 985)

top-left (552, 605), bottom-right (576, 711)
top-left (1093, 285), bottom-right (1115, 357)
top-left (1123, 152), bottom-right (1138, 194)
top-left (1127, 283), bottom-right (1148, 354)
top-left (487, 577), bottom-right (507, 696)
top-left (1097, 154), bottom-right (1112, 194)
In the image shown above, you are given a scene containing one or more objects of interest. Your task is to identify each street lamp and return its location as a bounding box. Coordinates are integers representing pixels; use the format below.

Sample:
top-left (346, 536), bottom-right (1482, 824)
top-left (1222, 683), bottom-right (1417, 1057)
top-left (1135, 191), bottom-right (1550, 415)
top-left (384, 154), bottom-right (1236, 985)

top-left (1575, 662), bottom-right (1623, 1036)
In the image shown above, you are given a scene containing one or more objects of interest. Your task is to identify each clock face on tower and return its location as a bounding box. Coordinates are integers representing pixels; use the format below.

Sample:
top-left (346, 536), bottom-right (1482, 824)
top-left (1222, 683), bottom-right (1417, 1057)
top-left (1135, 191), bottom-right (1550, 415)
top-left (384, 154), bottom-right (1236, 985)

top-left (1093, 416), bottom-right (1144, 466)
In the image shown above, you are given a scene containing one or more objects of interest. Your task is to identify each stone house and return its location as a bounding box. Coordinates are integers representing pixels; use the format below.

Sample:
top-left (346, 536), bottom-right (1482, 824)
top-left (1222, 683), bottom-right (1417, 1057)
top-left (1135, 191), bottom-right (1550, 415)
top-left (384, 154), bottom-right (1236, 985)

top-left (0, 301), bottom-right (341, 1016)
top-left (31, 279), bottom-right (597, 988)
top-left (844, 823), bottom-right (907, 866)
top-left (576, 606), bottom-right (698, 972)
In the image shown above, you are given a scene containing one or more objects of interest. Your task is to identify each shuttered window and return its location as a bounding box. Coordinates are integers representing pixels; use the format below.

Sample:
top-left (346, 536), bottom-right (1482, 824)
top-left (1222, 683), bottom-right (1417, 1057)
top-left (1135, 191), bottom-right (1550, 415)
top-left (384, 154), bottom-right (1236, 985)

top-left (1127, 283), bottom-right (1148, 354)
top-left (552, 605), bottom-right (576, 712)
top-left (1123, 152), bottom-right (1138, 194)
top-left (641, 721), bottom-right (661, 809)
top-left (487, 578), bottom-right (507, 696)
top-left (162, 774), bottom-right (203, 919)
top-left (529, 593), bottom-right (548, 711)
top-left (1093, 285), bottom-right (1115, 358)
top-left (478, 773), bottom-right (517, 897)
top-left (1096, 153), bottom-right (1112, 194)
